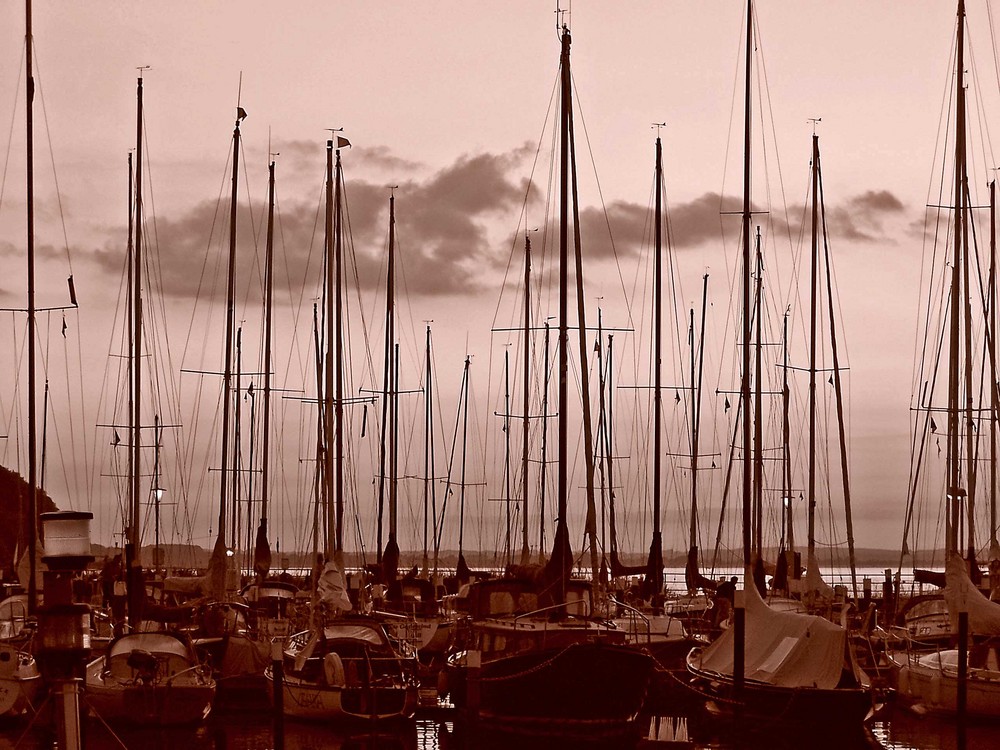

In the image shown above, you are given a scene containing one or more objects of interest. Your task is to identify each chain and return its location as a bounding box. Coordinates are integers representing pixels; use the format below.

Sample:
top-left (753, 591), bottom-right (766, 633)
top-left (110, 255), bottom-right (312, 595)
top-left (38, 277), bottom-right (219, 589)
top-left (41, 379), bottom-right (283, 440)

top-left (479, 645), bottom-right (573, 683)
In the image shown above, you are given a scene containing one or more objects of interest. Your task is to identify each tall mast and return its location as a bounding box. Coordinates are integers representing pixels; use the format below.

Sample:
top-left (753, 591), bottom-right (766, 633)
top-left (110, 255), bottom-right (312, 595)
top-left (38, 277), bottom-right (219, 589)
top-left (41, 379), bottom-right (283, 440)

top-left (232, 328), bottom-right (242, 548)
top-left (947, 0), bottom-right (967, 555)
top-left (322, 141), bottom-right (335, 559)
top-left (818, 139), bottom-right (859, 599)
top-left (131, 74), bottom-right (144, 559)
top-left (25, 0), bottom-right (38, 614)
top-left (648, 135), bottom-right (665, 600)
top-left (521, 235), bottom-right (532, 564)
top-left (254, 158), bottom-right (276, 579)
top-left (552, 24), bottom-right (573, 601)
top-left (424, 324), bottom-right (434, 575)
top-left (334, 145), bottom-right (344, 557)
top-left (458, 356), bottom-right (471, 563)
top-left (752, 228), bottom-right (764, 560)
top-left (378, 193), bottom-right (398, 567)
top-left (691, 275), bottom-right (709, 550)
top-left (540, 321), bottom-right (551, 560)
top-left (740, 0), bottom-right (754, 566)
top-left (503, 348), bottom-right (512, 564)
top-left (218, 106), bottom-right (245, 547)
top-left (991, 179), bottom-right (999, 560)
top-left (781, 310), bottom-right (792, 558)
top-left (807, 133), bottom-right (819, 568)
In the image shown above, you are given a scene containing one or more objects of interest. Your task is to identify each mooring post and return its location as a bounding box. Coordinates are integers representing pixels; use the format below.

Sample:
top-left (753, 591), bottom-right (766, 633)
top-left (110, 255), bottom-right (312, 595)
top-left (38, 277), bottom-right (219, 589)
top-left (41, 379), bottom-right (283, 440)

top-left (957, 607), bottom-right (968, 750)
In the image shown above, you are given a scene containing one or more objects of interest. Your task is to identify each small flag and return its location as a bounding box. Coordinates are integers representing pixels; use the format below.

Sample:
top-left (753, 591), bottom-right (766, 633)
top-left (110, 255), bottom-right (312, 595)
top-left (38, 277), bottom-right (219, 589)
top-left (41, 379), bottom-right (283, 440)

top-left (828, 375), bottom-right (834, 385)
top-left (930, 418), bottom-right (937, 433)
top-left (711, 460), bottom-right (717, 469)
top-left (247, 382), bottom-right (254, 398)
top-left (675, 391), bottom-right (681, 403)
top-left (67, 275), bottom-right (78, 306)
top-left (361, 404), bottom-right (368, 437)
top-left (61, 315), bottom-right (67, 338)
top-left (237, 107), bottom-right (248, 122)
top-left (724, 397), bottom-right (731, 412)
top-left (336, 135), bottom-right (351, 149)
top-left (113, 430), bottom-right (121, 446)
top-left (594, 339), bottom-right (600, 353)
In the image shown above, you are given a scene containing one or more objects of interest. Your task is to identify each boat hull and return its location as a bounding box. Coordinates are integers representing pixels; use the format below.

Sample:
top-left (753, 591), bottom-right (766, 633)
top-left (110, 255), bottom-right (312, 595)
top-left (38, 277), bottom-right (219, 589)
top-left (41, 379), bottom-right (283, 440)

top-left (684, 661), bottom-right (872, 735)
top-left (0, 645), bottom-right (41, 718)
top-left (448, 641), bottom-right (654, 737)
top-left (266, 667), bottom-right (417, 722)
top-left (892, 652), bottom-right (1000, 718)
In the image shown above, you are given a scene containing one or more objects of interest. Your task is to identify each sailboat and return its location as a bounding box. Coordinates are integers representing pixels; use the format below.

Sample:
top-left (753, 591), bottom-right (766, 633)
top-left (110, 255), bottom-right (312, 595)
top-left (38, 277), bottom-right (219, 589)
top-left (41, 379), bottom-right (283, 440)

top-left (444, 25), bottom-right (653, 741)
top-left (889, 0), bottom-right (1000, 718)
top-left (612, 136), bottom-right (705, 686)
top-left (84, 74), bottom-right (215, 727)
top-left (683, 0), bottom-right (871, 733)
top-left (0, 0), bottom-right (44, 720)
top-left (266, 138), bottom-right (418, 723)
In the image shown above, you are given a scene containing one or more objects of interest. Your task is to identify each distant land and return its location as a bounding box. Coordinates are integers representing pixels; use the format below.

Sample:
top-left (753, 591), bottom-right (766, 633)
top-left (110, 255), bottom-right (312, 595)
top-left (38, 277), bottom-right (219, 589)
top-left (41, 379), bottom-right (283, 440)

top-left (85, 543), bottom-right (942, 573)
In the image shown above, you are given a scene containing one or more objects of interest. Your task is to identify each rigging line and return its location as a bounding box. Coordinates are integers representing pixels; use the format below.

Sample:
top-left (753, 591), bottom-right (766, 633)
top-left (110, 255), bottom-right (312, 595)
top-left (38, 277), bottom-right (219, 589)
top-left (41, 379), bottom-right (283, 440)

top-left (178, 137), bottom-right (232, 373)
top-left (489, 68), bottom-right (559, 333)
top-left (568, 73), bottom-right (635, 335)
top-left (0, 44), bottom-right (25, 220)
top-left (30, 46), bottom-right (74, 274)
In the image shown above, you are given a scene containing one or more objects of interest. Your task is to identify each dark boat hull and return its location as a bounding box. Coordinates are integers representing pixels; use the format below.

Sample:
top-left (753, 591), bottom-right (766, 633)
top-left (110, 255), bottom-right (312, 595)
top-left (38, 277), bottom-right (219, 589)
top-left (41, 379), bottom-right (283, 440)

top-left (449, 641), bottom-right (654, 738)
top-left (682, 664), bottom-right (872, 736)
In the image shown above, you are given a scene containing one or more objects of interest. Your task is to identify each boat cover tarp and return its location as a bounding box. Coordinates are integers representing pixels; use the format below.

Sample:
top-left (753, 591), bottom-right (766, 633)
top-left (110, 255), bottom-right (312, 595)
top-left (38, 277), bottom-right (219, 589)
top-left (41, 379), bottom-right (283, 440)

top-left (944, 552), bottom-right (1000, 636)
top-left (693, 569), bottom-right (846, 689)
top-left (109, 632), bottom-right (190, 660)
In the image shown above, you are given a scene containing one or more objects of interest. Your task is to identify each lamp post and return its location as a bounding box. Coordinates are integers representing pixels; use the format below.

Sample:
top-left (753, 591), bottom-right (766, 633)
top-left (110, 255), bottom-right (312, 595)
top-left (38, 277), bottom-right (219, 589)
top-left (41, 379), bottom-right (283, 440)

top-left (38, 511), bottom-right (94, 750)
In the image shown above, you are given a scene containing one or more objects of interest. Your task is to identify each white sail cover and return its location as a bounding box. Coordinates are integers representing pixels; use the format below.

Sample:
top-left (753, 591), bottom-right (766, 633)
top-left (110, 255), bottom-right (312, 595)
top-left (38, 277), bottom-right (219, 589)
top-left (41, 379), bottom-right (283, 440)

top-left (317, 560), bottom-right (352, 612)
top-left (693, 570), bottom-right (847, 689)
top-left (944, 552), bottom-right (1000, 636)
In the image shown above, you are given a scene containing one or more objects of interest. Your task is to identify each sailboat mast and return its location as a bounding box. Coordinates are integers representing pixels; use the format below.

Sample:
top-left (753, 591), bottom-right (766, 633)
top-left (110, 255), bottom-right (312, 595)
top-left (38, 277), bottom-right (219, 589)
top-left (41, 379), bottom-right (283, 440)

top-left (991, 179), bottom-right (998, 557)
top-left (781, 310), bottom-right (792, 554)
top-left (808, 133), bottom-right (819, 565)
top-left (752, 229), bottom-right (764, 560)
top-left (255, 158), bottom-right (275, 577)
top-left (650, 136), bottom-right (664, 597)
top-left (219, 108), bottom-right (244, 546)
top-left (424, 324), bottom-right (433, 575)
top-left (693, 274), bottom-right (709, 551)
top-left (522, 236), bottom-right (532, 563)
top-left (504, 349), bottom-right (512, 564)
top-left (24, 0), bottom-right (39, 614)
top-left (554, 25), bottom-right (572, 595)
top-left (458, 356), bottom-right (471, 560)
top-left (334, 147), bottom-right (344, 555)
top-left (741, 0), bottom-right (754, 566)
top-left (322, 141), bottom-right (336, 558)
top-left (540, 321), bottom-right (551, 558)
top-left (947, 0), bottom-right (967, 555)
top-left (131, 74), bottom-right (145, 562)
top-left (818, 140), bottom-right (859, 599)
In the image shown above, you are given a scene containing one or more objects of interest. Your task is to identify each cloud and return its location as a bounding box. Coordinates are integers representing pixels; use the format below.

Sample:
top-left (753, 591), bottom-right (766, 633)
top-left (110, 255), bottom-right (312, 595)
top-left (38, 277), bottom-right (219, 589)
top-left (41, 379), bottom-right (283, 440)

top-left (88, 145), bottom-right (533, 300)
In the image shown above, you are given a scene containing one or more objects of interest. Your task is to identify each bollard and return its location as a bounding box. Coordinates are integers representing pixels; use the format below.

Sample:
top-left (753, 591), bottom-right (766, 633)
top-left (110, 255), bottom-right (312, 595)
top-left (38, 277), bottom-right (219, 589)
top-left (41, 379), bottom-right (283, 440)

top-left (271, 641), bottom-right (285, 750)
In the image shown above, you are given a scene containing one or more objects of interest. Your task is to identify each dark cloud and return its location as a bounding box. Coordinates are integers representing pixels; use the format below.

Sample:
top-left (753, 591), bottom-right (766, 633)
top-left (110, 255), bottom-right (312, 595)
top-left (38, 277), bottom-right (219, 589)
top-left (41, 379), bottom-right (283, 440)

top-left (575, 188), bottom-right (906, 260)
top-left (89, 146), bottom-right (532, 300)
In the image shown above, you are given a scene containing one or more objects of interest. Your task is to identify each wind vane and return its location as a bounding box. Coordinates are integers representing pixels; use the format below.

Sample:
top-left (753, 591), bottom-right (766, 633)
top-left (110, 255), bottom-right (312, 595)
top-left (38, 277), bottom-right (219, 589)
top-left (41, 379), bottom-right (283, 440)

top-left (652, 122), bottom-right (666, 137)
top-left (808, 117), bottom-right (822, 135)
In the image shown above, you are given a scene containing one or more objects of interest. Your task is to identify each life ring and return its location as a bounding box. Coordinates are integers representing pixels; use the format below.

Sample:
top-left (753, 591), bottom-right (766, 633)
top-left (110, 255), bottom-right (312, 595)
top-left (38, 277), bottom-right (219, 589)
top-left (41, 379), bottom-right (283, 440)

top-left (323, 652), bottom-right (345, 687)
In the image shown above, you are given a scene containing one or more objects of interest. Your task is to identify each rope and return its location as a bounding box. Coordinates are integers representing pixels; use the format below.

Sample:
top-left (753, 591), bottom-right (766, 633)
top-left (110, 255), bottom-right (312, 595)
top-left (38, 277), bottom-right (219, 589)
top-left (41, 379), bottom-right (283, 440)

top-left (478, 644), bottom-right (573, 683)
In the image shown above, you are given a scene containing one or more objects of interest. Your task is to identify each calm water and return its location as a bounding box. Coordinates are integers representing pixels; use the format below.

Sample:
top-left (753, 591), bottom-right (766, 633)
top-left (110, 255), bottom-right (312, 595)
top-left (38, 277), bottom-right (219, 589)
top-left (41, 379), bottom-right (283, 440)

top-left (2, 706), bottom-right (1000, 750)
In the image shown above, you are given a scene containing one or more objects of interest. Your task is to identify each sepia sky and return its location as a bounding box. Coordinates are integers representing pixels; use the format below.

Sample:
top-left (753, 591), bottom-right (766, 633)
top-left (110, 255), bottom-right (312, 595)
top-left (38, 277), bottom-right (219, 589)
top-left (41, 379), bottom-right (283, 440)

top-left (0, 1), bottom-right (993, 563)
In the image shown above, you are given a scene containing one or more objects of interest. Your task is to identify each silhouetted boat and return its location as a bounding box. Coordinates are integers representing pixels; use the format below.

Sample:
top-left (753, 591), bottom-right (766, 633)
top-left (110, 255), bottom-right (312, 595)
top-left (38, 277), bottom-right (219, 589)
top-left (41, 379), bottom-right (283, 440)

top-left (84, 631), bottom-right (215, 725)
top-left (266, 619), bottom-right (417, 722)
top-left (444, 25), bottom-right (654, 741)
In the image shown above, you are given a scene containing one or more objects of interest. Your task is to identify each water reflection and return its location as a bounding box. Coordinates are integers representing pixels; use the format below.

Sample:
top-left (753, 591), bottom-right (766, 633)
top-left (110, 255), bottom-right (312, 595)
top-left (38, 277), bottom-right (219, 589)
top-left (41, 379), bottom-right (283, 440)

top-left (3, 707), bottom-right (1000, 750)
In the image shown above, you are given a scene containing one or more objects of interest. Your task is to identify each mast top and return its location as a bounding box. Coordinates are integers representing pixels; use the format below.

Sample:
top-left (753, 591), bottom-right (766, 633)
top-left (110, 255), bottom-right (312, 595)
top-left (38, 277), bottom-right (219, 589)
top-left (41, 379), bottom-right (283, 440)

top-left (807, 117), bottom-right (822, 135)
